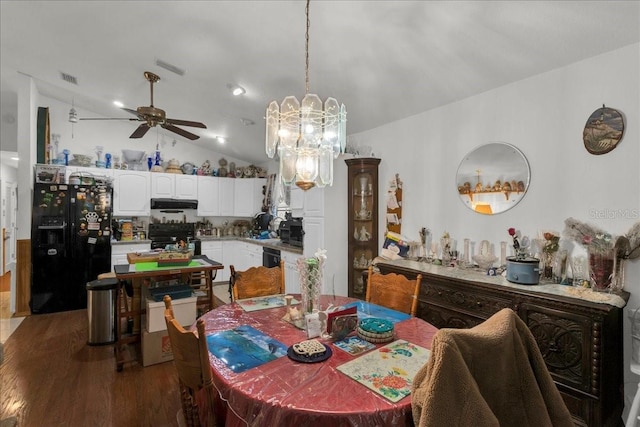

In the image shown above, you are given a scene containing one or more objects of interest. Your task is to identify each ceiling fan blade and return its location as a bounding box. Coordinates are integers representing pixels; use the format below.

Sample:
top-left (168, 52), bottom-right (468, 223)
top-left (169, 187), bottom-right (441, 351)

top-left (122, 108), bottom-right (144, 119)
top-left (161, 123), bottom-right (200, 140)
top-left (79, 117), bottom-right (141, 121)
top-left (130, 123), bottom-right (151, 139)
top-left (165, 118), bottom-right (207, 129)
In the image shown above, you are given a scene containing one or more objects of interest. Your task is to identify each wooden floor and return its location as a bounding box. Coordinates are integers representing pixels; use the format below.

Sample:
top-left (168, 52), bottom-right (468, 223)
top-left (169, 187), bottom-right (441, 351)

top-left (0, 309), bottom-right (181, 426)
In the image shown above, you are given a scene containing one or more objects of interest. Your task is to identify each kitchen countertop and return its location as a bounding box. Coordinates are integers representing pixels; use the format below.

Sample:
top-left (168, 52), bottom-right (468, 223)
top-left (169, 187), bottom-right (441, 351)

top-left (197, 236), bottom-right (304, 254)
top-left (111, 236), bottom-right (302, 254)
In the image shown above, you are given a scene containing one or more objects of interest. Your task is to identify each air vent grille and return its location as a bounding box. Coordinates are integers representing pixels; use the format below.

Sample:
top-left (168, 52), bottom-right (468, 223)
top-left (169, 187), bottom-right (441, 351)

top-left (155, 58), bottom-right (186, 76)
top-left (60, 72), bottom-right (78, 85)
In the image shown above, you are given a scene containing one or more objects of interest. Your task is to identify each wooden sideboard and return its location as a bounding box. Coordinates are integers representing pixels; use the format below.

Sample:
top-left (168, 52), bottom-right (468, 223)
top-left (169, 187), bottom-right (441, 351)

top-left (377, 259), bottom-right (629, 427)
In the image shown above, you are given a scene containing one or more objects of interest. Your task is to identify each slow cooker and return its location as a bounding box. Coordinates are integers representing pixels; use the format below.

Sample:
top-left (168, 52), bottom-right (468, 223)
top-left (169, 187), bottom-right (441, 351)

top-left (506, 256), bottom-right (540, 285)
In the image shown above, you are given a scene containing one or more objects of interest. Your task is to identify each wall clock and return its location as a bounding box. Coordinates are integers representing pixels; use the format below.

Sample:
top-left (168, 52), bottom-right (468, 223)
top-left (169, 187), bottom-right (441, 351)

top-left (583, 105), bottom-right (624, 155)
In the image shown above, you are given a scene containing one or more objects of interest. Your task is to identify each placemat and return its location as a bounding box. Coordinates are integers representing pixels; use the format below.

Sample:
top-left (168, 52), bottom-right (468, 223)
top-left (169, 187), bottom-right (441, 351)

top-left (206, 325), bottom-right (288, 373)
top-left (336, 339), bottom-right (430, 402)
top-left (342, 301), bottom-right (411, 323)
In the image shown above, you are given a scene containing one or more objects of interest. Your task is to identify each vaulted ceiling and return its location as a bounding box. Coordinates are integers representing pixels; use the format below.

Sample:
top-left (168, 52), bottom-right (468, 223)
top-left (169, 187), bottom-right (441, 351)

top-left (1, 1), bottom-right (638, 164)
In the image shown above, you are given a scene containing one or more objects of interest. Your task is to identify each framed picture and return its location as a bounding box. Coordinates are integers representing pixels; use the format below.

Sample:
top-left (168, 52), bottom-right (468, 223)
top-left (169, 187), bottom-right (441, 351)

top-left (583, 106), bottom-right (624, 155)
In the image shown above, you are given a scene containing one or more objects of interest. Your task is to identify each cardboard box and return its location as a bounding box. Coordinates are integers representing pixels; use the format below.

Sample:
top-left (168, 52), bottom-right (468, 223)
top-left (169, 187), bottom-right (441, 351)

top-left (35, 164), bottom-right (65, 183)
top-left (145, 287), bottom-right (197, 333)
top-left (142, 321), bottom-right (174, 366)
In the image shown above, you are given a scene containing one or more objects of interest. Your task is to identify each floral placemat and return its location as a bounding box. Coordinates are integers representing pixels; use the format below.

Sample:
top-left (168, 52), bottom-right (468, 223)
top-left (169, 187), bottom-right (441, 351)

top-left (336, 339), bottom-right (430, 402)
top-left (236, 294), bottom-right (299, 312)
top-left (206, 325), bottom-right (288, 373)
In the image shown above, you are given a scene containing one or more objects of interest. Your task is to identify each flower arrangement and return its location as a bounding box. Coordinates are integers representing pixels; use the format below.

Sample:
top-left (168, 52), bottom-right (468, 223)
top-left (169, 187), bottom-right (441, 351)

top-left (563, 218), bottom-right (613, 254)
top-left (297, 249), bottom-right (326, 313)
top-left (507, 228), bottom-right (530, 260)
top-left (542, 231), bottom-right (560, 254)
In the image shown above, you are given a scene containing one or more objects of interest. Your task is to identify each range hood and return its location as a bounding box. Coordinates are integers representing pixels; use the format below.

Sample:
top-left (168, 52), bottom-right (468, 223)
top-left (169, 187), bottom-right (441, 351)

top-left (150, 198), bottom-right (198, 210)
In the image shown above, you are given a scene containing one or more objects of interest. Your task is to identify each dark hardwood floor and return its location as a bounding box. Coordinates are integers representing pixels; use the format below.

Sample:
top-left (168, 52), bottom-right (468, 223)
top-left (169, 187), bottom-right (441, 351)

top-left (0, 309), bottom-right (181, 426)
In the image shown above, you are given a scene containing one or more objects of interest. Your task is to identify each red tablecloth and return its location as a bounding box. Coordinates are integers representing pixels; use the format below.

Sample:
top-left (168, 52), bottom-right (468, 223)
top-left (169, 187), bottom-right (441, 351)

top-left (196, 295), bottom-right (438, 427)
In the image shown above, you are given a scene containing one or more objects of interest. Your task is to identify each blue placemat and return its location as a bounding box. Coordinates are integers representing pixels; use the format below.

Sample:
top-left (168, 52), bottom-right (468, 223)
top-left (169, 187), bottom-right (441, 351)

top-left (342, 301), bottom-right (411, 323)
top-left (206, 325), bottom-right (288, 373)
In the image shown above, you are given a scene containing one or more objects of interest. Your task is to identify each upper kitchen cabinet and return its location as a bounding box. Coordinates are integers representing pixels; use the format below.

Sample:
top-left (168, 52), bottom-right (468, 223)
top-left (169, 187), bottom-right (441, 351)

top-left (197, 176), bottom-right (220, 216)
top-left (112, 170), bottom-right (151, 216)
top-left (234, 178), bottom-right (267, 217)
top-left (151, 173), bottom-right (198, 199)
top-left (218, 178), bottom-right (235, 216)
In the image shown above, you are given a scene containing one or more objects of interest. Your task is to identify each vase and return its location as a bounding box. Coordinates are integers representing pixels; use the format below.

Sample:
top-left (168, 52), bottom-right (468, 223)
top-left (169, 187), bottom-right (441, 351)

top-left (588, 248), bottom-right (615, 292)
top-left (297, 257), bottom-right (323, 314)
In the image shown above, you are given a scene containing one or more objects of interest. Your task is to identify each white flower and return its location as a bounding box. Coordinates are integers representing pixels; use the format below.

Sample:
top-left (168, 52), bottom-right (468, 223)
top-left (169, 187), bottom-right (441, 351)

top-left (314, 248), bottom-right (327, 262)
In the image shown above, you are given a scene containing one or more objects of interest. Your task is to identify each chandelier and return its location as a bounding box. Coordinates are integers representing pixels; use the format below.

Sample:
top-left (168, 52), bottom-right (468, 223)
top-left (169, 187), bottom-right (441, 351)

top-left (265, 0), bottom-right (346, 191)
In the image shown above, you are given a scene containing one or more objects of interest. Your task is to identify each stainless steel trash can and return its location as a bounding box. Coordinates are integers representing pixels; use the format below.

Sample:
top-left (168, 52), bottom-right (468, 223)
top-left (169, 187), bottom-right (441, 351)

top-left (86, 278), bottom-right (117, 345)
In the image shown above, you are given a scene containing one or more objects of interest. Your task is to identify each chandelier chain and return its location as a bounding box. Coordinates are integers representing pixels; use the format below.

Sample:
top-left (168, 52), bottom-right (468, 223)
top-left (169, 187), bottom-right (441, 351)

top-left (305, 0), bottom-right (310, 94)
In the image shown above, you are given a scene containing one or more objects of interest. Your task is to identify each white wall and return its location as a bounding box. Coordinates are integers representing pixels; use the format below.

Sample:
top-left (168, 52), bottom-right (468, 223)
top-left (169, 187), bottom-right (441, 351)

top-left (342, 42), bottom-right (640, 414)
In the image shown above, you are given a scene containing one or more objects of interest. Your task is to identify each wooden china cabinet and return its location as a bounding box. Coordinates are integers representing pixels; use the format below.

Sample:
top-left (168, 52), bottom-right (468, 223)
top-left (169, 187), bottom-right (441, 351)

top-left (345, 157), bottom-right (381, 299)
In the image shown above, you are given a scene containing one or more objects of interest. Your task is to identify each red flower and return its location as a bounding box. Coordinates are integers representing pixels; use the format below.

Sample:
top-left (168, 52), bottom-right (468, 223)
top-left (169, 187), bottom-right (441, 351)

top-left (508, 228), bottom-right (516, 236)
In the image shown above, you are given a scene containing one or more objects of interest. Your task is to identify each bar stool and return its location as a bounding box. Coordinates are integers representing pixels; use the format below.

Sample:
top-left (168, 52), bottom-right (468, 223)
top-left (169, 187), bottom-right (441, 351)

top-left (626, 361), bottom-right (640, 427)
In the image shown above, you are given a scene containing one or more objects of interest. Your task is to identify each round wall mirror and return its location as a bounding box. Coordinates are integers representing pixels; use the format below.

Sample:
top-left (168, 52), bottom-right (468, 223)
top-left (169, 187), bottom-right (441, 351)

top-left (456, 142), bottom-right (530, 215)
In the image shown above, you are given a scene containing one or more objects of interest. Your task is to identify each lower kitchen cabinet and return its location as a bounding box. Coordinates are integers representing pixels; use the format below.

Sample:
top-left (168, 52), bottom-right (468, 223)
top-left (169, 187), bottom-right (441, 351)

top-left (282, 250), bottom-right (300, 294)
top-left (377, 259), bottom-right (628, 427)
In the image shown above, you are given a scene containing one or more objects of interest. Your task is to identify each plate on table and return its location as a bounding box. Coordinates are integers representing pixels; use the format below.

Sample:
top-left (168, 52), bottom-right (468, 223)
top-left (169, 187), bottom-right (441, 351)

top-left (287, 342), bottom-right (332, 363)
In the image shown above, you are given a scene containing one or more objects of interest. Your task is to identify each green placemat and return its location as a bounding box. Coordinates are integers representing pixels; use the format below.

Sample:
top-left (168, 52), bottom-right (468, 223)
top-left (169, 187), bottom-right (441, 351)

top-left (134, 260), bottom-right (201, 272)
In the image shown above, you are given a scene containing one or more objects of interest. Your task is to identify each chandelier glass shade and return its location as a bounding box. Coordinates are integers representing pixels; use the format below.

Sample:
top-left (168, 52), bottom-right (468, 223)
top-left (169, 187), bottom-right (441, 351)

top-left (265, 0), bottom-right (346, 191)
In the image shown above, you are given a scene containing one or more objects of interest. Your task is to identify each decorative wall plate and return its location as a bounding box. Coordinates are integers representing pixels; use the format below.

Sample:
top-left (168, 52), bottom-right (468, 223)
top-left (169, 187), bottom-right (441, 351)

top-left (583, 106), bottom-right (624, 155)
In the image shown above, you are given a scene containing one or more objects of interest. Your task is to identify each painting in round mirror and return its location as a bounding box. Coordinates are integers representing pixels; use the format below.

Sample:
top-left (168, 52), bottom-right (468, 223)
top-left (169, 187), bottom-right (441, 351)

top-left (456, 142), bottom-right (531, 215)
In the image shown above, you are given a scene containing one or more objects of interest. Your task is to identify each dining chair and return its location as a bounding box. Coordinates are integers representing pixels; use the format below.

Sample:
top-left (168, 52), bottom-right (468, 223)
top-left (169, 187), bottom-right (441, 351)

top-left (411, 308), bottom-right (574, 427)
top-left (366, 266), bottom-right (422, 316)
top-left (163, 295), bottom-right (217, 427)
top-left (229, 260), bottom-right (285, 301)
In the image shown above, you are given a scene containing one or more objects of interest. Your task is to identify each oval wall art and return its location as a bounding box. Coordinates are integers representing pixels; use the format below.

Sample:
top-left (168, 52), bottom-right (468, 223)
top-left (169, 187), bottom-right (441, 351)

top-left (583, 105), bottom-right (625, 155)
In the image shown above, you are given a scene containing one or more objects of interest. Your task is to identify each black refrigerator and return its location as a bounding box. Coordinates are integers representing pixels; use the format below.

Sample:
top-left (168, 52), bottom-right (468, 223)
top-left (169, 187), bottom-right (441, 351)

top-left (31, 182), bottom-right (113, 313)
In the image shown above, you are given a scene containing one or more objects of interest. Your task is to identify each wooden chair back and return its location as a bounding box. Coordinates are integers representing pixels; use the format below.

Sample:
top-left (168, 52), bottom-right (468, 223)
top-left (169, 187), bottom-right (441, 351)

top-left (366, 266), bottom-right (422, 316)
top-left (230, 260), bottom-right (285, 301)
top-left (163, 295), bottom-right (215, 426)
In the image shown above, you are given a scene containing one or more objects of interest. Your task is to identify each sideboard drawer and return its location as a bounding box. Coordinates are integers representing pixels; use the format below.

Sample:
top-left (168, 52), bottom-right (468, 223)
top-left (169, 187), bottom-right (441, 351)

top-left (421, 280), bottom-right (513, 319)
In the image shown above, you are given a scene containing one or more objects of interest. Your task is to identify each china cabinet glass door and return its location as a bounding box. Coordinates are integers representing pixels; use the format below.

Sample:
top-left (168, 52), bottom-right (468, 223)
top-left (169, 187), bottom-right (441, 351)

top-left (345, 158), bottom-right (381, 299)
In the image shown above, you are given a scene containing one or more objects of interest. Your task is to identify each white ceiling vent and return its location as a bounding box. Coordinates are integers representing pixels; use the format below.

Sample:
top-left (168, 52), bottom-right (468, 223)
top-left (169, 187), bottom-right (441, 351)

top-left (60, 72), bottom-right (78, 85)
top-left (155, 58), bottom-right (185, 76)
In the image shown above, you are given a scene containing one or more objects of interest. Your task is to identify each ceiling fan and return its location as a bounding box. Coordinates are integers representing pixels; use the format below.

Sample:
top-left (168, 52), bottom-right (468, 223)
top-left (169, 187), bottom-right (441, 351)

top-left (79, 71), bottom-right (207, 140)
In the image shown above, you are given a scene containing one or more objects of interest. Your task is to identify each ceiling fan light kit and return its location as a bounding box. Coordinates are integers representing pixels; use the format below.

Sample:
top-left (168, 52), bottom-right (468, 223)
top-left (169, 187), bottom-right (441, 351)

top-left (265, 0), bottom-right (346, 191)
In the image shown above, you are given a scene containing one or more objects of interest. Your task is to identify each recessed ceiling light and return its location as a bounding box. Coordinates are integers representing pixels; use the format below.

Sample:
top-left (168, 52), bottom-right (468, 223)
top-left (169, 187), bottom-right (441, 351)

top-left (216, 136), bottom-right (226, 144)
top-left (11, 157), bottom-right (19, 161)
top-left (113, 100), bottom-right (124, 108)
top-left (227, 84), bottom-right (246, 96)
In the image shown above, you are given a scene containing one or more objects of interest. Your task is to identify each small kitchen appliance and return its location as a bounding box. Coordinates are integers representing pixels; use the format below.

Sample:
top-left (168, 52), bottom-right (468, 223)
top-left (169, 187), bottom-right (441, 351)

top-left (252, 213), bottom-right (273, 237)
top-left (506, 256), bottom-right (540, 285)
top-left (279, 213), bottom-right (304, 247)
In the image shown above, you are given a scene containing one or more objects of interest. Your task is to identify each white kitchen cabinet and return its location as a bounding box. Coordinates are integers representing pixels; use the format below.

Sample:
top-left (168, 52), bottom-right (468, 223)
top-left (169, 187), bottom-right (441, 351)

top-left (218, 178), bottom-right (235, 216)
top-left (302, 217), bottom-right (324, 258)
top-left (197, 176), bottom-right (220, 216)
top-left (201, 240), bottom-right (224, 282)
top-left (281, 250), bottom-right (300, 294)
top-left (233, 178), bottom-right (267, 217)
top-left (111, 241), bottom-right (151, 271)
top-left (174, 174), bottom-right (198, 199)
top-left (112, 170), bottom-right (151, 216)
top-left (290, 186), bottom-right (324, 218)
top-left (151, 173), bottom-right (198, 199)
top-left (221, 241), bottom-right (238, 283)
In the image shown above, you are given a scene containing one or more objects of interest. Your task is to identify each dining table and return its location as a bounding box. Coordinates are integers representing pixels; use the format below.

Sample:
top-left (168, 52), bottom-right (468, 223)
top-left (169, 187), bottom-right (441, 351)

top-left (195, 294), bottom-right (439, 427)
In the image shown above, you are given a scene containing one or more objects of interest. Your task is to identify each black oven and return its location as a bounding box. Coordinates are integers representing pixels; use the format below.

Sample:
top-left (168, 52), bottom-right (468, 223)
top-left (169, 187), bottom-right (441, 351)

top-left (263, 246), bottom-right (281, 268)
